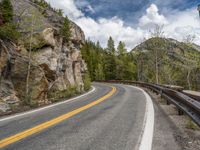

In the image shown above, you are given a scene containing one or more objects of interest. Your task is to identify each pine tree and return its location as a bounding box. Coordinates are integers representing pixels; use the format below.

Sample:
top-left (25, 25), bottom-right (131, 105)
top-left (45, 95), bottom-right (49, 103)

top-left (107, 36), bottom-right (115, 55)
top-left (81, 39), bottom-right (137, 82)
top-left (95, 64), bottom-right (105, 80)
top-left (0, 0), bottom-right (20, 40)
top-left (61, 16), bottom-right (71, 41)
top-left (104, 37), bottom-right (117, 80)
top-left (57, 9), bottom-right (63, 16)
top-left (117, 41), bottom-right (126, 56)
top-left (1, 0), bottom-right (13, 23)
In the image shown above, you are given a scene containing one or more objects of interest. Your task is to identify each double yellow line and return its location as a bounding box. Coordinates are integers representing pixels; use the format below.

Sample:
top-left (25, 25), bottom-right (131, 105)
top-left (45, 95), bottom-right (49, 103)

top-left (0, 86), bottom-right (116, 148)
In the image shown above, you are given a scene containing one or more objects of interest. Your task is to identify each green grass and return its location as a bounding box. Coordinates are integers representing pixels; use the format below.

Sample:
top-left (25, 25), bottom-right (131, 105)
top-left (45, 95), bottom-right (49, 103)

top-left (48, 86), bottom-right (78, 102)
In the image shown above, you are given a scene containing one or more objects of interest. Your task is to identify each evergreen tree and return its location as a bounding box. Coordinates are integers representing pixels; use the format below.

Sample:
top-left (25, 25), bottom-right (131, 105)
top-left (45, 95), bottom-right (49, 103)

top-left (0, 0), bottom-right (20, 41)
top-left (107, 36), bottom-right (115, 54)
top-left (57, 9), bottom-right (63, 16)
top-left (104, 37), bottom-right (117, 80)
top-left (60, 16), bottom-right (71, 41)
top-left (0, 23), bottom-right (20, 40)
top-left (95, 64), bottom-right (105, 80)
top-left (117, 41), bottom-right (126, 56)
top-left (1, 0), bottom-right (13, 23)
top-left (81, 39), bottom-right (137, 82)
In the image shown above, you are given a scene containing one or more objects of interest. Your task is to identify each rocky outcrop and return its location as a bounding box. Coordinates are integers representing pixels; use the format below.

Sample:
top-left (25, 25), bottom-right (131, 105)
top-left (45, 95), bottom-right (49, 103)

top-left (0, 40), bottom-right (20, 113)
top-left (0, 0), bottom-right (88, 113)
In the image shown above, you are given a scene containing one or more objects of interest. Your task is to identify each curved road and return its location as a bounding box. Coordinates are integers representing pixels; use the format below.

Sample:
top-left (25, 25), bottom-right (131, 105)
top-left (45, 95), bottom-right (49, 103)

top-left (0, 83), bottom-right (153, 150)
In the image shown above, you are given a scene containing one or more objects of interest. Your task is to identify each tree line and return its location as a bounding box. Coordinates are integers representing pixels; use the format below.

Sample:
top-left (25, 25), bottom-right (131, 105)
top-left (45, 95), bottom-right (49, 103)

top-left (81, 34), bottom-right (200, 91)
top-left (81, 37), bottom-right (137, 81)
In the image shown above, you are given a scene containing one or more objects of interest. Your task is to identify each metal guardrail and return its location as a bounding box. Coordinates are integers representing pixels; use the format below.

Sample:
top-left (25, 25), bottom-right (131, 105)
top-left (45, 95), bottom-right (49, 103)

top-left (97, 80), bottom-right (200, 127)
top-left (182, 92), bottom-right (200, 102)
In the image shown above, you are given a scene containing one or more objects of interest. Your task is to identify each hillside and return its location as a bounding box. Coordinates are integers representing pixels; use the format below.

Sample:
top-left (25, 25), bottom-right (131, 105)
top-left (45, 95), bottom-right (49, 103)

top-left (0, 0), bottom-right (90, 114)
top-left (132, 37), bottom-right (200, 90)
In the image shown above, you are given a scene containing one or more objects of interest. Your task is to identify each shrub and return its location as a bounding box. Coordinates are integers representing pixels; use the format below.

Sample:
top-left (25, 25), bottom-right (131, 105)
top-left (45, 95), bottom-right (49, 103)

top-left (0, 0), bottom-right (20, 41)
top-left (0, 0), bottom-right (13, 23)
top-left (23, 33), bottom-right (47, 51)
top-left (83, 72), bottom-right (91, 91)
top-left (0, 23), bottom-right (20, 41)
top-left (48, 86), bottom-right (78, 102)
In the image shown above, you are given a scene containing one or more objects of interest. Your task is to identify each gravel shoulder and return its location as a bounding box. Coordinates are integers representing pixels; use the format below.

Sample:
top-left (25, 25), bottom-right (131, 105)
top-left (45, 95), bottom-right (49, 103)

top-left (146, 88), bottom-right (200, 150)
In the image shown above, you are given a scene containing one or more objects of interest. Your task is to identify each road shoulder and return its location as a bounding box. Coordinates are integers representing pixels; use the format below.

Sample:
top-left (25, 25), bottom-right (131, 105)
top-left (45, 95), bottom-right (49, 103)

top-left (146, 89), bottom-right (200, 150)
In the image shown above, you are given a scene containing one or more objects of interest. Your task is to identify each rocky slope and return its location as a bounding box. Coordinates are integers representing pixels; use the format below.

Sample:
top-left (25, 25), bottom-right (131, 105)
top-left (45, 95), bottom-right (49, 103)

top-left (0, 0), bottom-right (88, 113)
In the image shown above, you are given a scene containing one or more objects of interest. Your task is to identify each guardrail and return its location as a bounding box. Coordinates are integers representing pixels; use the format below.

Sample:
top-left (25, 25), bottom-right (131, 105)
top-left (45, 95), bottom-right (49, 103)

top-left (182, 92), bottom-right (200, 102)
top-left (97, 80), bottom-right (200, 127)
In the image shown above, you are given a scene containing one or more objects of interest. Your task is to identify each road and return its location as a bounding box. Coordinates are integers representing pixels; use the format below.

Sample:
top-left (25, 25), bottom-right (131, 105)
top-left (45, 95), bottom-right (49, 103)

top-left (0, 83), bottom-right (154, 150)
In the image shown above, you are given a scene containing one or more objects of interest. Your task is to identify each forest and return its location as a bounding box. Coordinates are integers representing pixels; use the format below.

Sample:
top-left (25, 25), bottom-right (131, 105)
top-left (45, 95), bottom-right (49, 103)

top-left (81, 37), bottom-right (137, 82)
top-left (81, 34), bottom-right (200, 91)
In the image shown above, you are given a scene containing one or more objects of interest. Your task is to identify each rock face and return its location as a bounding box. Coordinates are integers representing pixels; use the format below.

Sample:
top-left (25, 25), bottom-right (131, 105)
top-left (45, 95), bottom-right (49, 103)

top-left (0, 0), bottom-right (87, 113)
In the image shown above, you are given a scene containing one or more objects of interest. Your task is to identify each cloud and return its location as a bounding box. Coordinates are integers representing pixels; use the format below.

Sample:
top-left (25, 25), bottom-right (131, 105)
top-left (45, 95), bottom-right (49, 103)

top-left (165, 8), bottom-right (200, 45)
top-left (45, 0), bottom-right (200, 50)
top-left (139, 4), bottom-right (168, 28)
top-left (75, 17), bottom-right (146, 49)
top-left (46, 0), bottom-right (83, 19)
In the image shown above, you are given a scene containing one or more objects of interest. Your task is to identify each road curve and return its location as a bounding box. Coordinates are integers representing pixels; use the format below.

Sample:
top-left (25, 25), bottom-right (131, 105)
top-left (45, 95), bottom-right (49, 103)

top-left (0, 83), bottom-right (151, 150)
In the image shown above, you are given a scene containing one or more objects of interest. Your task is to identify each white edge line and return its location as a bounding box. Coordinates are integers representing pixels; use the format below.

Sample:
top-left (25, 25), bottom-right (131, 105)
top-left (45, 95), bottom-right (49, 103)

top-left (0, 86), bottom-right (96, 122)
top-left (127, 85), bottom-right (154, 150)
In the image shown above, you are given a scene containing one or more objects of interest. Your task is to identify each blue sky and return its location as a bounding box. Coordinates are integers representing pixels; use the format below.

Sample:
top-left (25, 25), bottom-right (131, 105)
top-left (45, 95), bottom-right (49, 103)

top-left (46, 0), bottom-right (200, 50)
top-left (74, 0), bottom-right (199, 26)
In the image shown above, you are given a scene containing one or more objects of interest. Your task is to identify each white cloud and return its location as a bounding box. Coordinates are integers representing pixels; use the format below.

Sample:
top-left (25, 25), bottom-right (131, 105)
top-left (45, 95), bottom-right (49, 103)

top-left (75, 17), bottom-right (146, 49)
top-left (46, 0), bottom-right (83, 20)
top-left (165, 8), bottom-right (200, 45)
top-left (46, 0), bottom-right (200, 50)
top-left (139, 4), bottom-right (168, 28)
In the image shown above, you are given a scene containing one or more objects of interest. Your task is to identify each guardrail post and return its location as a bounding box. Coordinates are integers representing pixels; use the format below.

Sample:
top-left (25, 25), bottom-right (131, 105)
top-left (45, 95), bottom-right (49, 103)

top-left (166, 100), bottom-right (170, 105)
top-left (178, 109), bottom-right (184, 115)
top-left (159, 90), bottom-right (162, 95)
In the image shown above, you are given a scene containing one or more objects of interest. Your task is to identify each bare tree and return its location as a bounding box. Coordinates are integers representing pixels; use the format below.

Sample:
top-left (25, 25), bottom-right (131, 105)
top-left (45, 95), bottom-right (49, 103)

top-left (16, 8), bottom-right (44, 102)
top-left (149, 24), bottom-right (165, 38)
top-left (183, 34), bottom-right (197, 89)
top-left (25, 14), bottom-right (35, 99)
top-left (183, 34), bottom-right (196, 44)
top-left (149, 24), bottom-right (165, 84)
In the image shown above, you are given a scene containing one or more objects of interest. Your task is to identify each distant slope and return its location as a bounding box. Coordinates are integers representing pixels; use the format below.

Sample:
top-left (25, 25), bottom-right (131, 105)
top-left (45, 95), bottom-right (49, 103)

top-left (131, 37), bottom-right (200, 90)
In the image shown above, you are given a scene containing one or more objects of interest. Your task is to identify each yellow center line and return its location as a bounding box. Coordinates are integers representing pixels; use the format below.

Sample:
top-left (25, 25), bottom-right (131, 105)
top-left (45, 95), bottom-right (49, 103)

top-left (0, 86), bottom-right (116, 148)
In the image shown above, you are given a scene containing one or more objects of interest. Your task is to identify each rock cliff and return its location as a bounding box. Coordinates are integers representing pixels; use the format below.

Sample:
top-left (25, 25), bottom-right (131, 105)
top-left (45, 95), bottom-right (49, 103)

top-left (0, 0), bottom-right (88, 113)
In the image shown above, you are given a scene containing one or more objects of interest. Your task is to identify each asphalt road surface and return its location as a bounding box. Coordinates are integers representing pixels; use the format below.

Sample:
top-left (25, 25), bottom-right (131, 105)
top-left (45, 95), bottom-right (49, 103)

top-left (0, 83), bottom-right (155, 150)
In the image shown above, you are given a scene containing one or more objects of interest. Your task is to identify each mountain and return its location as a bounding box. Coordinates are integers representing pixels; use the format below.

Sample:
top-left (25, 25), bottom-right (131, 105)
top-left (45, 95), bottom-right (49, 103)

top-left (0, 0), bottom-right (89, 114)
top-left (131, 37), bottom-right (200, 90)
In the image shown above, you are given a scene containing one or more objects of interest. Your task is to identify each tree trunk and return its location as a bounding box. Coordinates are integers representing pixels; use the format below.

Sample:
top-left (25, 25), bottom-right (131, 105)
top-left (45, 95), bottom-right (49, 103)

top-left (26, 15), bottom-right (35, 101)
top-left (155, 50), bottom-right (159, 84)
top-left (187, 70), bottom-right (191, 90)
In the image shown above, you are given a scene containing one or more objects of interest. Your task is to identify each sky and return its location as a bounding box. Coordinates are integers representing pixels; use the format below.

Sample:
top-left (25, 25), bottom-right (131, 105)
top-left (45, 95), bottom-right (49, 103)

top-left (45, 0), bottom-right (200, 50)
